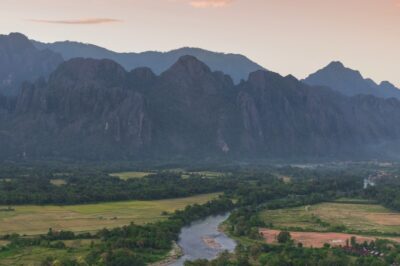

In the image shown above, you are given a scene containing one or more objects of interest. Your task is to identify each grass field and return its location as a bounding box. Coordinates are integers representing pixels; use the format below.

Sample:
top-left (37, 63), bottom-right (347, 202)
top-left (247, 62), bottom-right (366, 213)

top-left (110, 170), bottom-right (225, 180)
top-left (0, 237), bottom-right (169, 266)
top-left (333, 198), bottom-right (378, 204)
top-left (260, 201), bottom-right (400, 235)
top-left (49, 179), bottom-right (67, 186)
top-left (0, 240), bottom-right (93, 266)
top-left (109, 171), bottom-right (153, 180)
top-left (0, 193), bottom-right (220, 236)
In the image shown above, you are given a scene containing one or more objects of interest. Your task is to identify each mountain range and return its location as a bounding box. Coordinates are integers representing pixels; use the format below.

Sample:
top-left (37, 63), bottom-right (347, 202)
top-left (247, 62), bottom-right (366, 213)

top-left (32, 39), bottom-right (264, 84)
top-left (2, 32), bottom-right (399, 100)
top-left (1, 32), bottom-right (400, 161)
top-left (304, 61), bottom-right (400, 99)
top-left (32, 38), bottom-right (400, 100)
top-left (2, 55), bottom-right (400, 160)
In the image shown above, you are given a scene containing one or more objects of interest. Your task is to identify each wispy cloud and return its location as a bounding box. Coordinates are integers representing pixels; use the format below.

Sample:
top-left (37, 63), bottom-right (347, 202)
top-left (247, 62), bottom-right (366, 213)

top-left (189, 0), bottom-right (233, 8)
top-left (28, 18), bottom-right (122, 25)
top-left (168, 0), bottom-right (233, 8)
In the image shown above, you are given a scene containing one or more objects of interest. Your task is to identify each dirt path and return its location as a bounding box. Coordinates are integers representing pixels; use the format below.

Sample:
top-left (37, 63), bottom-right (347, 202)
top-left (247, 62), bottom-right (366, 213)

top-left (259, 229), bottom-right (400, 248)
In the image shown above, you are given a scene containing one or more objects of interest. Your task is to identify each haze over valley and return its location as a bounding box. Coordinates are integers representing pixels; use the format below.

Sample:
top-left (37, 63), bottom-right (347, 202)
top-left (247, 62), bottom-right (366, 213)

top-left (1, 1), bottom-right (400, 265)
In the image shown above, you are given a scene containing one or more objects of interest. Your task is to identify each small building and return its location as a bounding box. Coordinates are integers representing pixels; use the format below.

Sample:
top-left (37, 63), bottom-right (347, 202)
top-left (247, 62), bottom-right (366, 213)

top-left (363, 178), bottom-right (376, 189)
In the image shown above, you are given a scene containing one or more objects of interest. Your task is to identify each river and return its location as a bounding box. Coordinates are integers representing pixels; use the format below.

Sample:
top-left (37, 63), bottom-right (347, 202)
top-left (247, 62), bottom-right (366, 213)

top-left (169, 213), bottom-right (236, 266)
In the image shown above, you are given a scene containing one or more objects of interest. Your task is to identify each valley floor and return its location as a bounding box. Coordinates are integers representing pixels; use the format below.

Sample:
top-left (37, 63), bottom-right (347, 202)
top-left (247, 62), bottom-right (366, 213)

top-left (0, 193), bottom-right (220, 236)
top-left (258, 199), bottom-right (400, 249)
top-left (260, 200), bottom-right (400, 235)
top-left (259, 229), bottom-right (400, 248)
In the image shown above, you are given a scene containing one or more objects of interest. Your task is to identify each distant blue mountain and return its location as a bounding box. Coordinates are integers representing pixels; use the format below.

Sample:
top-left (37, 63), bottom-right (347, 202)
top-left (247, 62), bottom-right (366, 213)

top-left (0, 33), bottom-right (63, 96)
top-left (304, 61), bottom-right (400, 99)
top-left (32, 40), bottom-right (264, 84)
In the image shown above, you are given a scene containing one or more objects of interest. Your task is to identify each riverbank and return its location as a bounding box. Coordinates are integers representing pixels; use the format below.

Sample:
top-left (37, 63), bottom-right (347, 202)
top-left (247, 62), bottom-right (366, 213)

top-left (170, 213), bottom-right (236, 266)
top-left (149, 242), bottom-right (183, 266)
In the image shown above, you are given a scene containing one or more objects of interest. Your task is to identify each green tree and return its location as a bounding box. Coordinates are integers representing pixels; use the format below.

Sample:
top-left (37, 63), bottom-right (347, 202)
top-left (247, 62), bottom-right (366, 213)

top-left (350, 236), bottom-right (357, 247)
top-left (277, 231), bottom-right (291, 244)
top-left (106, 249), bottom-right (145, 266)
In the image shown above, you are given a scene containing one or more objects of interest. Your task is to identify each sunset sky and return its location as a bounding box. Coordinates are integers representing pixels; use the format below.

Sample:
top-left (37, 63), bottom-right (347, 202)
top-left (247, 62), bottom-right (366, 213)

top-left (1, 0), bottom-right (399, 86)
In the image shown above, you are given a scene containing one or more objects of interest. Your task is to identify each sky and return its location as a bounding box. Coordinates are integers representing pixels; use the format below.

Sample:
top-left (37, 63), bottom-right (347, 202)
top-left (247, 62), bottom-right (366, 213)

top-left (0, 0), bottom-right (399, 86)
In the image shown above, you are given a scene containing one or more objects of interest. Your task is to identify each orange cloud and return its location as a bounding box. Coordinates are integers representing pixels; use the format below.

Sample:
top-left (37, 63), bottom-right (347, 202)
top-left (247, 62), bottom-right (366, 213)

top-left (28, 18), bottom-right (122, 25)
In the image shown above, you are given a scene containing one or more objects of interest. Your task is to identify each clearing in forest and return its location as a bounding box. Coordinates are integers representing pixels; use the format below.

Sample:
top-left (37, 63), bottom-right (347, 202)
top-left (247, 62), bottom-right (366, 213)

top-left (109, 171), bottom-right (153, 180)
top-left (259, 229), bottom-right (400, 248)
top-left (260, 200), bottom-right (400, 235)
top-left (0, 193), bottom-right (220, 236)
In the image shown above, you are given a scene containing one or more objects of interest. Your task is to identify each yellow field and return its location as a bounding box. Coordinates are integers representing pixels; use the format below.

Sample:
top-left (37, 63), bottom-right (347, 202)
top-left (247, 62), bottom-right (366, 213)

top-left (0, 193), bottom-right (220, 236)
top-left (109, 171), bottom-right (153, 180)
top-left (49, 179), bottom-right (67, 186)
top-left (260, 202), bottom-right (400, 234)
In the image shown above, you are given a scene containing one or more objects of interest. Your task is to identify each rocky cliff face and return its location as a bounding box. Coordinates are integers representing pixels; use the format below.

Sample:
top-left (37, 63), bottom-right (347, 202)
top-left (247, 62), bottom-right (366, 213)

top-left (2, 56), bottom-right (400, 161)
top-left (7, 58), bottom-right (152, 159)
top-left (237, 71), bottom-right (400, 158)
top-left (0, 33), bottom-right (63, 96)
top-left (148, 56), bottom-right (238, 156)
